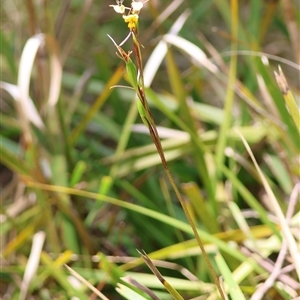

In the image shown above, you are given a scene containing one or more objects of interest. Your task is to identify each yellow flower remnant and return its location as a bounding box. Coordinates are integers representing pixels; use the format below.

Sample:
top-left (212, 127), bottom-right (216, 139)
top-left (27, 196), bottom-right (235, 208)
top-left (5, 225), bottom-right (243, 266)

top-left (123, 14), bottom-right (139, 30)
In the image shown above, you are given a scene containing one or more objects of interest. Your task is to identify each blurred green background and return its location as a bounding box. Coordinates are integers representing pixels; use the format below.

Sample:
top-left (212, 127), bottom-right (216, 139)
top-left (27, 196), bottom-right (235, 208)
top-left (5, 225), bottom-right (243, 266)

top-left (1, 0), bottom-right (299, 299)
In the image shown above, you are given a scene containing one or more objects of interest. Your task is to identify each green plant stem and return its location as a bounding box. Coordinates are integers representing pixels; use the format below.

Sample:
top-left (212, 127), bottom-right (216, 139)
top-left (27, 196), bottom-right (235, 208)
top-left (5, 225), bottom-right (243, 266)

top-left (215, 0), bottom-right (238, 180)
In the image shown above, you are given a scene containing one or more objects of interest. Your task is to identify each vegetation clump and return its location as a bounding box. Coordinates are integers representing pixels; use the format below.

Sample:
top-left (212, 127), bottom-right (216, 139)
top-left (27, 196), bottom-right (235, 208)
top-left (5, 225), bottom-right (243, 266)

top-left (1, 0), bottom-right (299, 299)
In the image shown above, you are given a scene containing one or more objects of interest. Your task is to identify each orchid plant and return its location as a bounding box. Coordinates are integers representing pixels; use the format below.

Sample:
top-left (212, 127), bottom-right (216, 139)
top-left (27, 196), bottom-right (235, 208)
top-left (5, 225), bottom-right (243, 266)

top-left (108, 1), bottom-right (226, 299)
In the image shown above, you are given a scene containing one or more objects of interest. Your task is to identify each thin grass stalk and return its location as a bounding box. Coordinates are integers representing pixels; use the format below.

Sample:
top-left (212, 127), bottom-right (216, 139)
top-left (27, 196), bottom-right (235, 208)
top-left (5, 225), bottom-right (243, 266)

top-left (103, 98), bottom-right (138, 192)
top-left (237, 130), bottom-right (300, 280)
top-left (164, 48), bottom-right (216, 215)
top-left (68, 65), bottom-right (124, 146)
top-left (215, 0), bottom-right (238, 179)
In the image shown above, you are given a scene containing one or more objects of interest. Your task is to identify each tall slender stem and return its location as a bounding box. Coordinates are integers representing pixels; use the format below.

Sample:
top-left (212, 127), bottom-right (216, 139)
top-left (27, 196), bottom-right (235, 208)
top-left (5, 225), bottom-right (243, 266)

top-left (131, 27), bottom-right (226, 300)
